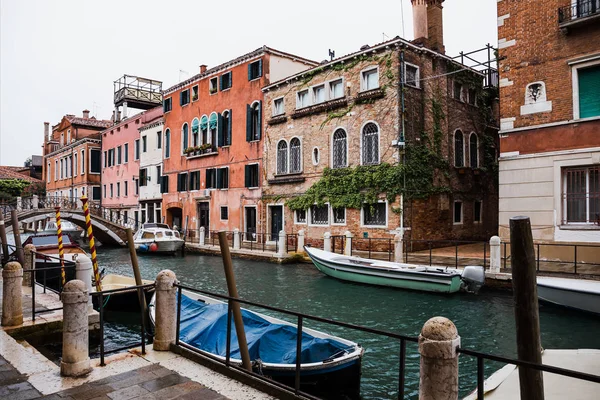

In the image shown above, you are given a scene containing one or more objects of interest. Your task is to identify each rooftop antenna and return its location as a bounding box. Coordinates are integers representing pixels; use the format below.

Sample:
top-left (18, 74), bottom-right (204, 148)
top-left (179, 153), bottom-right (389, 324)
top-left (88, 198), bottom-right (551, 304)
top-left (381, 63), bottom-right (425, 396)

top-left (328, 49), bottom-right (335, 61)
top-left (383, 32), bottom-right (390, 42)
top-left (400, 0), bottom-right (406, 38)
top-left (179, 69), bottom-right (189, 81)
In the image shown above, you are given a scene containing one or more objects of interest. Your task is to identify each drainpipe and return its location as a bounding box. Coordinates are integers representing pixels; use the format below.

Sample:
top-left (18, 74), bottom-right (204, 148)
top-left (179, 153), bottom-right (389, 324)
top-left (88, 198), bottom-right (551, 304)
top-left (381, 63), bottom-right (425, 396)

top-left (399, 50), bottom-right (407, 233)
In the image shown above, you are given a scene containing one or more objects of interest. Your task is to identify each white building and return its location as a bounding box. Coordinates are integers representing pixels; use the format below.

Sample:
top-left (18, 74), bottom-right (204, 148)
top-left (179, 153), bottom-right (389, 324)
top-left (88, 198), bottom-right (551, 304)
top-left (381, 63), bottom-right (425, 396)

top-left (138, 116), bottom-right (164, 226)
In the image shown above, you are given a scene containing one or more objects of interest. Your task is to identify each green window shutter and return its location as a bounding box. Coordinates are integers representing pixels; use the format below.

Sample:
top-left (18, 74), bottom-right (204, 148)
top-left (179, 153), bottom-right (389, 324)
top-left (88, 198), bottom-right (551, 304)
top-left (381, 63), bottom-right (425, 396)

top-left (217, 113), bottom-right (224, 147)
top-left (246, 105), bottom-right (252, 141)
top-left (217, 168), bottom-right (223, 189)
top-left (258, 59), bottom-right (263, 78)
top-left (579, 66), bottom-right (600, 119)
top-left (248, 64), bottom-right (252, 81)
top-left (176, 174), bottom-right (181, 191)
top-left (244, 165), bottom-right (250, 188)
top-left (257, 100), bottom-right (262, 140)
top-left (219, 75), bottom-right (223, 91)
top-left (179, 91), bottom-right (183, 106)
top-left (229, 72), bottom-right (232, 88)
top-left (228, 109), bottom-right (232, 145)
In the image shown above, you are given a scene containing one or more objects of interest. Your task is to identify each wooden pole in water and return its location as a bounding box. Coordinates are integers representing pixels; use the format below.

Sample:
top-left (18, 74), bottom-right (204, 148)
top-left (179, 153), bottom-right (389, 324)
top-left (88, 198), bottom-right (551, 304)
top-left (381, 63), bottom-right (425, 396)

top-left (0, 218), bottom-right (9, 265)
top-left (126, 228), bottom-right (147, 316)
top-left (510, 216), bottom-right (544, 400)
top-left (218, 231), bottom-right (252, 372)
top-left (10, 210), bottom-right (25, 266)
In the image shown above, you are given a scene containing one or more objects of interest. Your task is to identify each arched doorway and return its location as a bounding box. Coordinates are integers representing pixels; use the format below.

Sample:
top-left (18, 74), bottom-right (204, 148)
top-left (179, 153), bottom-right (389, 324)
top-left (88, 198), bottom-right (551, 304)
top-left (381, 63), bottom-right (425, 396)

top-left (167, 207), bottom-right (182, 231)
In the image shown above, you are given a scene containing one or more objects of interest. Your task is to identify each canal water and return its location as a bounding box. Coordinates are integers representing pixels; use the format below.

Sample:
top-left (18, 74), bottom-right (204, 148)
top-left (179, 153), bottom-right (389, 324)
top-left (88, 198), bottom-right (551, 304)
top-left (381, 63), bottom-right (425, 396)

top-left (95, 248), bottom-right (600, 399)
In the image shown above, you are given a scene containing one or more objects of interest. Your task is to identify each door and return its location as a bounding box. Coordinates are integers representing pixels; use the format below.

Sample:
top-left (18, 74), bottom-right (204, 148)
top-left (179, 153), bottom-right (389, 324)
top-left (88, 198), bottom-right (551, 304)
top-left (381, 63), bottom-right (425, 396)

top-left (147, 203), bottom-right (155, 223)
top-left (245, 207), bottom-right (257, 241)
top-left (198, 202), bottom-right (210, 235)
top-left (270, 205), bottom-right (283, 241)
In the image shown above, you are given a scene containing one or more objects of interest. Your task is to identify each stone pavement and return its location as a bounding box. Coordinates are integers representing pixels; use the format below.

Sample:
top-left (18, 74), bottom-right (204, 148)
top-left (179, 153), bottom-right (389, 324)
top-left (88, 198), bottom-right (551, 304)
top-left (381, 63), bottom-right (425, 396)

top-left (0, 355), bottom-right (42, 400)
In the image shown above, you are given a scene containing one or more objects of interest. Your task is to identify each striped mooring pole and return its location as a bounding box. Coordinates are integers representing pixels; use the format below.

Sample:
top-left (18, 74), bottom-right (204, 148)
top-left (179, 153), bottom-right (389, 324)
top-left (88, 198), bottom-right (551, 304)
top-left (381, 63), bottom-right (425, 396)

top-left (54, 207), bottom-right (66, 288)
top-left (81, 195), bottom-right (102, 291)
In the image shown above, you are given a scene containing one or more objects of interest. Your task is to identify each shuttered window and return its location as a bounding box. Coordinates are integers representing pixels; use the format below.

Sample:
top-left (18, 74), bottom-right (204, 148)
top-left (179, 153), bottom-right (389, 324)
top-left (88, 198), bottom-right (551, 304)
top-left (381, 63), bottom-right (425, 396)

top-left (245, 164), bottom-right (259, 188)
top-left (246, 102), bottom-right (262, 141)
top-left (177, 173), bottom-right (188, 192)
top-left (579, 65), bottom-right (600, 119)
top-left (206, 169), bottom-right (216, 189)
top-left (160, 175), bottom-right (169, 194)
top-left (217, 168), bottom-right (229, 189)
top-left (248, 60), bottom-right (263, 81)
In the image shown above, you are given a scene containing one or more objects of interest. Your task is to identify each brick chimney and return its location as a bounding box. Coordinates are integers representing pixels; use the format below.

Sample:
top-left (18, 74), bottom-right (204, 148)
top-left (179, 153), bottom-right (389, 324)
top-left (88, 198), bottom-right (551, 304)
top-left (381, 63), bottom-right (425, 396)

top-left (83, 109), bottom-right (90, 118)
top-left (411, 0), bottom-right (445, 54)
top-left (44, 122), bottom-right (49, 144)
top-left (200, 64), bottom-right (207, 73)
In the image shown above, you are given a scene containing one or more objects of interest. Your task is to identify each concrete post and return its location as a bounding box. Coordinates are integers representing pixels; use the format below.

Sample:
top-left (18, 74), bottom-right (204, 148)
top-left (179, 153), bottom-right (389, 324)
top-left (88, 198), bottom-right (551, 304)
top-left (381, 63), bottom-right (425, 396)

top-left (323, 232), bottom-right (331, 253)
top-left (490, 236), bottom-right (501, 273)
top-left (394, 232), bottom-right (404, 263)
top-left (199, 227), bottom-right (205, 246)
top-left (23, 244), bottom-right (36, 287)
top-left (60, 280), bottom-right (91, 377)
top-left (16, 197), bottom-right (22, 211)
top-left (75, 255), bottom-right (93, 309)
top-left (344, 231), bottom-right (353, 256)
top-left (418, 317), bottom-right (460, 400)
top-left (233, 228), bottom-right (241, 250)
top-left (277, 230), bottom-right (286, 256)
top-left (2, 262), bottom-right (23, 326)
top-left (32, 195), bottom-right (39, 209)
top-left (297, 229), bottom-right (305, 252)
top-left (154, 270), bottom-right (177, 351)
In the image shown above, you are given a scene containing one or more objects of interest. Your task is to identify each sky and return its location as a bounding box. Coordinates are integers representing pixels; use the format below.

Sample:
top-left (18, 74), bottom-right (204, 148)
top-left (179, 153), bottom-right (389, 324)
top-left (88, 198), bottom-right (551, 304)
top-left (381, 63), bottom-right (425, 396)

top-left (0, 0), bottom-right (498, 166)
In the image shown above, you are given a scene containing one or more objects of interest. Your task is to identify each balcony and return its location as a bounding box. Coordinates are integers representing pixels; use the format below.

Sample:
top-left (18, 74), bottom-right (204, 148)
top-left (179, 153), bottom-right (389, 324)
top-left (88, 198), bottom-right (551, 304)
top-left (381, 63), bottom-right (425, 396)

top-left (185, 145), bottom-right (218, 159)
top-left (558, 0), bottom-right (600, 32)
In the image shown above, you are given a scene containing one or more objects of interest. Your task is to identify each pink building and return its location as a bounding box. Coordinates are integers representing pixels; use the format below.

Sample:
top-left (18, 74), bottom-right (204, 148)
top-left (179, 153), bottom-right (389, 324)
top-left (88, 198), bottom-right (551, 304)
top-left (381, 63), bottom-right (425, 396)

top-left (100, 107), bottom-right (162, 226)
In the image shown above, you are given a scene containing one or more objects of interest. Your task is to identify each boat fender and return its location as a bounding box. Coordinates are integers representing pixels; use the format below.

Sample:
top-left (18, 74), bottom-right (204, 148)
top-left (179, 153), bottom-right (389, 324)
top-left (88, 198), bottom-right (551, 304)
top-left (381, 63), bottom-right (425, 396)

top-left (139, 244), bottom-right (149, 252)
top-left (149, 242), bottom-right (158, 252)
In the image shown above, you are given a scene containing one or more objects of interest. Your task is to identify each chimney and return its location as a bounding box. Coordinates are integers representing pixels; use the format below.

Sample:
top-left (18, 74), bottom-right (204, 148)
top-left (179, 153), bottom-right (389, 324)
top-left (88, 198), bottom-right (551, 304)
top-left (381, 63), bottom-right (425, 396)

top-left (200, 64), bottom-right (207, 73)
top-left (411, 0), bottom-right (445, 54)
top-left (83, 109), bottom-right (90, 118)
top-left (116, 110), bottom-right (122, 123)
top-left (44, 122), bottom-right (49, 143)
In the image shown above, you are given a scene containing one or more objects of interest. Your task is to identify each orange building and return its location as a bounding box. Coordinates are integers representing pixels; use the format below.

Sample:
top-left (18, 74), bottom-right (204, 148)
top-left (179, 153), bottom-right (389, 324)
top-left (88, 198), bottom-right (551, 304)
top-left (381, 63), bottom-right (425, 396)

top-left (43, 110), bottom-right (112, 202)
top-left (161, 46), bottom-right (316, 236)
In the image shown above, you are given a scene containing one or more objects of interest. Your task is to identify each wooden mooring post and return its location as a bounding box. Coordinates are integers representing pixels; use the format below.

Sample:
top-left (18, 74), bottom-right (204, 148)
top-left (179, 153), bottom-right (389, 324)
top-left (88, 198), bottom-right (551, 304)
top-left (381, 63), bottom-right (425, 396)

top-left (510, 216), bottom-right (545, 400)
top-left (11, 210), bottom-right (25, 266)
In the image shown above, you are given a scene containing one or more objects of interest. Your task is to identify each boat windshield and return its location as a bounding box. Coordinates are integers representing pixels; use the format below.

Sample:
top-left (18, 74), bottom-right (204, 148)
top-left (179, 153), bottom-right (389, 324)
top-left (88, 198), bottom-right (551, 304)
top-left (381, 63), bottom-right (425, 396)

top-left (141, 231), bottom-right (155, 239)
top-left (174, 231), bottom-right (180, 238)
top-left (156, 232), bottom-right (163, 238)
top-left (143, 223), bottom-right (170, 230)
top-left (164, 231), bottom-right (173, 237)
top-left (29, 235), bottom-right (72, 246)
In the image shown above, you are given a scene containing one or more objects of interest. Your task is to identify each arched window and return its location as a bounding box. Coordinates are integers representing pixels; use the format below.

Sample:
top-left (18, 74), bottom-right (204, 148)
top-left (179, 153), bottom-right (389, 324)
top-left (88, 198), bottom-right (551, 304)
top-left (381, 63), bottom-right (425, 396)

top-left (191, 118), bottom-right (199, 147)
top-left (469, 133), bottom-right (478, 168)
top-left (332, 128), bottom-right (347, 168)
top-left (222, 110), bottom-right (231, 146)
top-left (362, 122), bottom-right (379, 165)
top-left (454, 130), bottom-right (464, 167)
top-left (182, 123), bottom-right (189, 152)
top-left (247, 102), bottom-right (261, 141)
top-left (200, 115), bottom-right (208, 145)
top-left (290, 138), bottom-right (302, 173)
top-left (209, 113), bottom-right (218, 147)
top-left (277, 140), bottom-right (288, 174)
top-left (164, 129), bottom-right (171, 158)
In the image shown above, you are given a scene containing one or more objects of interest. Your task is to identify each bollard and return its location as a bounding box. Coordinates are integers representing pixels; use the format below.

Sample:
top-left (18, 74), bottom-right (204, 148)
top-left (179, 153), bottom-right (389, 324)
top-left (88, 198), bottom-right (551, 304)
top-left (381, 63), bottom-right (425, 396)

top-left (23, 244), bottom-right (36, 287)
top-left (2, 262), bottom-right (24, 326)
top-left (490, 236), bottom-right (501, 273)
top-left (75, 255), bottom-right (93, 309)
top-left (199, 226), bottom-right (205, 246)
top-left (32, 195), bottom-right (39, 209)
top-left (323, 232), bottom-right (332, 253)
top-left (418, 317), bottom-right (460, 400)
top-left (344, 231), bottom-right (353, 256)
top-left (17, 197), bottom-right (22, 211)
top-left (61, 280), bottom-right (91, 377)
top-left (277, 230), bottom-right (285, 257)
top-left (154, 270), bottom-right (177, 351)
top-left (394, 232), bottom-right (404, 263)
top-left (297, 229), bottom-right (305, 252)
top-left (233, 228), bottom-right (241, 250)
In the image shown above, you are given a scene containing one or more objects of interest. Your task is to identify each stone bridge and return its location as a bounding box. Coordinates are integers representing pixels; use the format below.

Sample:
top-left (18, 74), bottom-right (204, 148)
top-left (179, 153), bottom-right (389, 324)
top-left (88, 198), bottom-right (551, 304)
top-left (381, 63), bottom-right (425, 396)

top-left (1, 196), bottom-right (132, 246)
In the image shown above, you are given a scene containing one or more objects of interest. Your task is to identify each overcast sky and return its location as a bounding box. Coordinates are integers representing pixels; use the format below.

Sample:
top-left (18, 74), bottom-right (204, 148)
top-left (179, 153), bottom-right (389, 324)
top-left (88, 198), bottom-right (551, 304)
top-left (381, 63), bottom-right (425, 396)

top-left (0, 0), bottom-right (497, 166)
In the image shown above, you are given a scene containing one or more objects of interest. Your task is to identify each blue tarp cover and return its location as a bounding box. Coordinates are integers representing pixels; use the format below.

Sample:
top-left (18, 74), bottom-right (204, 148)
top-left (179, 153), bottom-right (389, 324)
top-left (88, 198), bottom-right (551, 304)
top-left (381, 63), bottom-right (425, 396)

top-left (179, 294), bottom-right (353, 364)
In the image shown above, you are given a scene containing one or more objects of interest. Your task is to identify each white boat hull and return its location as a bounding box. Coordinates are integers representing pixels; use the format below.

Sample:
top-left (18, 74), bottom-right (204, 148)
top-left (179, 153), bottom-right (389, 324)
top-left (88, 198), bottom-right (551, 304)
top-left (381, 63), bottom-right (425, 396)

top-left (537, 277), bottom-right (600, 315)
top-left (134, 239), bottom-right (184, 253)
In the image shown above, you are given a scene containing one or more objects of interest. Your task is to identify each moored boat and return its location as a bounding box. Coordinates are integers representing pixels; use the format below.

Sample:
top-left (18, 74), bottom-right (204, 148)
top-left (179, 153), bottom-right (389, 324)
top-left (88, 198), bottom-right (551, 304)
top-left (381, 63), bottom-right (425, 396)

top-left (537, 276), bottom-right (600, 315)
top-left (133, 223), bottom-right (184, 254)
top-left (149, 290), bottom-right (364, 399)
top-left (304, 246), bottom-right (485, 294)
top-left (94, 274), bottom-right (155, 312)
top-left (42, 219), bottom-right (81, 236)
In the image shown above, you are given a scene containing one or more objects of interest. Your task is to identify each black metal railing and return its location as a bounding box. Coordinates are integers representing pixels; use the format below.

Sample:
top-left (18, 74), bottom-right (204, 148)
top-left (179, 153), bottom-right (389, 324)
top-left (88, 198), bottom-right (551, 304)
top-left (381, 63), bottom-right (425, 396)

top-left (185, 230), bottom-right (298, 255)
top-left (404, 240), bottom-right (488, 269)
top-left (559, 0), bottom-right (600, 23)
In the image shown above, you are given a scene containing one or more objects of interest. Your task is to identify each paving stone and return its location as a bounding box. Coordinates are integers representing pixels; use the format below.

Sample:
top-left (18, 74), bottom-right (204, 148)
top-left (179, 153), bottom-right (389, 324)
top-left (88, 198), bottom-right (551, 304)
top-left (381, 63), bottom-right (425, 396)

top-left (0, 363), bottom-right (14, 372)
top-left (106, 385), bottom-right (149, 400)
top-left (107, 372), bottom-right (157, 391)
top-left (139, 373), bottom-right (189, 392)
top-left (38, 394), bottom-right (68, 400)
top-left (8, 388), bottom-right (43, 400)
top-left (150, 381), bottom-right (205, 400)
top-left (178, 387), bottom-right (225, 400)
top-left (90, 370), bottom-right (139, 386)
top-left (0, 381), bottom-right (35, 396)
top-left (70, 385), bottom-right (113, 400)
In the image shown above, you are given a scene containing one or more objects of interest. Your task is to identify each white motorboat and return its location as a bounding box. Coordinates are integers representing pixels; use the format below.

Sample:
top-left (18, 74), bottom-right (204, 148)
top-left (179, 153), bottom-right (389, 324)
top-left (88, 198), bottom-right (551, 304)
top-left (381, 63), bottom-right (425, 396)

top-left (42, 219), bottom-right (81, 236)
top-left (133, 223), bottom-right (184, 254)
top-left (537, 276), bottom-right (600, 315)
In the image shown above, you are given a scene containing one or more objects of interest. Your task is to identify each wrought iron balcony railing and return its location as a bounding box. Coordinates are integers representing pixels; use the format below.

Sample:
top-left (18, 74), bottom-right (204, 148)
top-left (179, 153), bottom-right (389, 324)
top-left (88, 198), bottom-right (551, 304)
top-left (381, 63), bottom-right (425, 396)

top-left (559, 0), bottom-right (600, 24)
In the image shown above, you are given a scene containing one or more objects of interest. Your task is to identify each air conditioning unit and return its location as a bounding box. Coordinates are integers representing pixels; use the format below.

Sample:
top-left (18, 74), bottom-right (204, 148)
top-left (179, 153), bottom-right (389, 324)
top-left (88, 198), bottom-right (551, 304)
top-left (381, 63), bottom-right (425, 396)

top-left (203, 189), bottom-right (211, 197)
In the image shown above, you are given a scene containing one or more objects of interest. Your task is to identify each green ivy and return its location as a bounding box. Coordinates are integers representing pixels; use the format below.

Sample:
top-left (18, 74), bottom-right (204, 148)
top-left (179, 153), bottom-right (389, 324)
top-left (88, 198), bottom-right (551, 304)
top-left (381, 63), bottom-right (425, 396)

top-left (0, 179), bottom-right (31, 198)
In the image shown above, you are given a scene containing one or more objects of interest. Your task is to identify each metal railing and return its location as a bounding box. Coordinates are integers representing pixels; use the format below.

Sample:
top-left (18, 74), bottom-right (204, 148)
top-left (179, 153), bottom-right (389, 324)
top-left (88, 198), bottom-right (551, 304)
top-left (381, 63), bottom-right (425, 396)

top-left (404, 239), bottom-right (488, 269)
top-left (184, 230), bottom-right (298, 255)
top-left (559, 0), bottom-right (600, 23)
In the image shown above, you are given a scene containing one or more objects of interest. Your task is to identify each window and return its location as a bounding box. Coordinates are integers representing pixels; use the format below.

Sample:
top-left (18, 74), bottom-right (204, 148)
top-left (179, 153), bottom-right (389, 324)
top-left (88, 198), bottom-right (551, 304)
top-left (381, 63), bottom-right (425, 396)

top-left (332, 128), bottom-right (347, 168)
top-left (248, 59), bottom-right (262, 80)
top-left (134, 139), bottom-right (140, 160)
top-left (454, 201), bottom-right (463, 224)
top-left (117, 146), bottom-right (122, 164)
top-left (103, 151), bottom-right (107, 167)
top-left (209, 77), bottom-right (218, 94)
top-left (329, 79), bottom-right (343, 99)
top-left (363, 203), bottom-right (387, 226)
top-left (220, 206), bottom-right (229, 220)
top-left (156, 166), bottom-right (161, 182)
top-left (124, 181), bottom-right (128, 197)
top-left (312, 147), bottom-right (320, 165)
top-left (273, 98), bottom-right (284, 116)
top-left (92, 186), bottom-right (101, 201)
top-left (245, 164), bottom-right (259, 188)
top-left (192, 85), bottom-right (199, 101)
top-left (474, 201), bottom-right (482, 223)
top-left (362, 68), bottom-right (379, 91)
top-left (163, 97), bottom-right (172, 113)
top-left (454, 130), bottom-right (465, 167)
top-left (117, 182), bottom-right (120, 197)
top-left (81, 150), bottom-right (85, 173)
top-left (177, 172), bottom-right (188, 192)
top-left (139, 168), bottom-right (148, 187)
top-left (469, 133), bottom-right (479, 168)
top-left (90, 149), bottom-right (101, 173)
top-left (468, 88), bottom-right (477, 105)
top-left (182, 123), bottom-right (189, 152)
top-left (217, 167), bottom-right (229, 189)
top-left (107, 149), bottom-right (113, 167)
top-left (142, 136), bottom-right (147, 153)
top-left (276, 140), bottom-right (288, 174)
top-left (563, 166), bottom-right (600, 224)
top-left (160, 175), bottom-right (169, 193)
top-left (157, 131), bottom-right (162, 149)
top-left (333, 208), bottom-right (346, 224)
top-left (67, 130), bottom-right (71, 143)
top-left (361, 122), bottom-right (379, 165)
top-left (297, 90), bottom-right (309, 108)
top-left (200, 115), bottom-right (209, 145)
top-left (73, 154), bottom-right (78, 175)
top-left (295, 209), bottom-right (307, 224)
top-left (205, 168), bottom-right (216, 189)
top-left (110, 183), bottom-right (114, 198)
top-left (405, 64), bottom-right (420, 88)
top-left (313, 85), bottom-right (325, 104)
top-left (221, 110), bottom-right (232, 146)
top-left (189, 171), bottom-right (200, 191)
top-left (209, 113), bottom-right (218, 148)
top-left (60, 133), bottom-right (64, 147)
top-left (164, 129), bottom-right (170, 158)
top-left (290, 138), bottom-right (302, 173)
top-left (47, 162), bottom-right (50, 181)
top-left (124, 143), bottom-right (128, 163)
top-left (180, 89), bottom-right (190, 106)
top-left (103, 185), bottom-right (106, 198)
top-left (54, 160), bottom-right (58, 180)
top-left (220, 72), bottom-right (232, 90)
top-left (310, 205), bottom-right (329, 225)
top-left (191, 118), bottom-right (199, 147)
top-left (246, 101), bottom-right (261, 141)
top-left (135, 178), bottom-right (139, 195)
top-left (453, 81), bottom-right (464, 101)
top-left (577, 65), bottom-right (600, 119)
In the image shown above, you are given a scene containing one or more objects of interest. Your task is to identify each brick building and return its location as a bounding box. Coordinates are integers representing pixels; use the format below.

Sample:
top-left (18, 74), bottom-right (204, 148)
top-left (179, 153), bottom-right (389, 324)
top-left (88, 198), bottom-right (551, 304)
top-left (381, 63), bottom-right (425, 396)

top-left (261, 0), bottom-right (499, 244)
top-left (161, 46), bottom-right (317, 235)
top-left (43, 111), bottom-right (112, 202)
top-left (497, 0), bottom-right (600, 242)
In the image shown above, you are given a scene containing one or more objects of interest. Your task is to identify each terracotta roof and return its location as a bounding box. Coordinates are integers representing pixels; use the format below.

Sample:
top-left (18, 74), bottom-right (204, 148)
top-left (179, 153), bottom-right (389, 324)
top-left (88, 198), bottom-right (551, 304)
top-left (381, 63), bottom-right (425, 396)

top-left (65, 115), bottom-right (113, 129)
top-left (0, 166), bottom-right (43, 183)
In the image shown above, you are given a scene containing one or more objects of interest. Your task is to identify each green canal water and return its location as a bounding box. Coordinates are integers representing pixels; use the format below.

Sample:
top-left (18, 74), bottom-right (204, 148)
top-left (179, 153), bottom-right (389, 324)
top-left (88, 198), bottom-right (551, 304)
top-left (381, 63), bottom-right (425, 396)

top-left (97, 248), bottom-right (600, 399)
